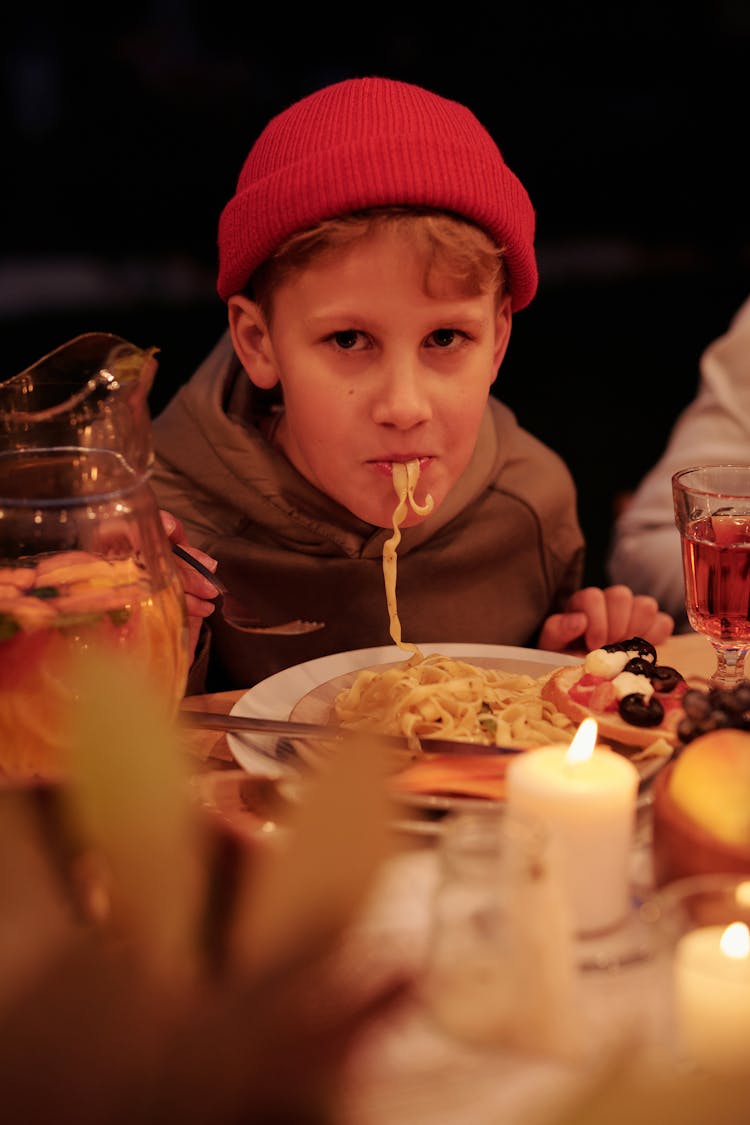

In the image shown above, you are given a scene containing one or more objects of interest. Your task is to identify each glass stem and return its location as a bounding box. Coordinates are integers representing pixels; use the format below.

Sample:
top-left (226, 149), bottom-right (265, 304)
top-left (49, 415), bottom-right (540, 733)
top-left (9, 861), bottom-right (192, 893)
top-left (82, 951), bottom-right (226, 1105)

top-left (710, 644), bottom-right (749, 689)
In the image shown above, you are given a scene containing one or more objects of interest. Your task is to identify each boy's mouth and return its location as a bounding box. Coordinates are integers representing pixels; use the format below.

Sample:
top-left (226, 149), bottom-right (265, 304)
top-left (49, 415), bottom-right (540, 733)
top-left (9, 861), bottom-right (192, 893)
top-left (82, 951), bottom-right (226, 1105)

top-left (369, 456), bottom-right (431, 474)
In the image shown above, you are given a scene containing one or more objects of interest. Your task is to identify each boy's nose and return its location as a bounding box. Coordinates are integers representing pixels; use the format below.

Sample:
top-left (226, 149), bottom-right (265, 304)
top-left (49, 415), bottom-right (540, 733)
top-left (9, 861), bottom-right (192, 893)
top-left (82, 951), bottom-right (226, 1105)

top-left (370, 360), bottom-right (432, 429)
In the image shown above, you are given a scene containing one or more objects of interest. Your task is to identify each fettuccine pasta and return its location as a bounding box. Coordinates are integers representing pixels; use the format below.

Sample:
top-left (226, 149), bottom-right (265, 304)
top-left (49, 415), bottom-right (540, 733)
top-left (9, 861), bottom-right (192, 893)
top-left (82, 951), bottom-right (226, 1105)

top-left (330, 461), bottom-right (574, 750)
top-left (332, 652), bottom-right (576, 748)
top-left (382, 460), bottom-right (433, 656)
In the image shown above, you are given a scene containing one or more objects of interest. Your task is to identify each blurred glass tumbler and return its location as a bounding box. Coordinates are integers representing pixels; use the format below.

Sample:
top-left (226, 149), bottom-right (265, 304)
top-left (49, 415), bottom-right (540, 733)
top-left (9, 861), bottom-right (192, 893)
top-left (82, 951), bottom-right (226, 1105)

top-left (673, 464), bottom-right (750, 688)
top-left (423, 807), bottom-right (579, 1057)
top-left (0, 334), bottom-right (189, 782)
top-left (643, 873), bottom-right (750, 1075)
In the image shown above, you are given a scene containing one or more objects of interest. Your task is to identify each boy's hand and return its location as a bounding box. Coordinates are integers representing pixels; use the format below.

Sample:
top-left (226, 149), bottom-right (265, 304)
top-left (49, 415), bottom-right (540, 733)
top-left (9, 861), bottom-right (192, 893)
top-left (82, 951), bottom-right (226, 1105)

top-left (160, 510), bottom-right (218, 661)
top-left (537, 584), bottom-right (674, 655)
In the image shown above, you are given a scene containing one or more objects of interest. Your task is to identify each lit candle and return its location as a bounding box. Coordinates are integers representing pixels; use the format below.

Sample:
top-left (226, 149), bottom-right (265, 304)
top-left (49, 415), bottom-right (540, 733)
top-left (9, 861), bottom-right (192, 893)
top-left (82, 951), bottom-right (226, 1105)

top-left (505, 718), bottom-right (639, 934)
top-left (674, 919), bottom-right (750, 1074)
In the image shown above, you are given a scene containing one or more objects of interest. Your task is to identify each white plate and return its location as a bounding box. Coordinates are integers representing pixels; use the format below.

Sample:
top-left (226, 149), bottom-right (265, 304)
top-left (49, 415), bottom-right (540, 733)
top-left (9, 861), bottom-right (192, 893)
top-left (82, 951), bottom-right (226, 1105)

top-left (227, 642), bottom-right (581, 779)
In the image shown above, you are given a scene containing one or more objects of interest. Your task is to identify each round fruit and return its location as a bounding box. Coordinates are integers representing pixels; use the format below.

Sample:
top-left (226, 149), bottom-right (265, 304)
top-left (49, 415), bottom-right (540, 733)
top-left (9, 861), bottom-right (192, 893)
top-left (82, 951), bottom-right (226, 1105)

top-left (668, 728), bottom-right (750, 849)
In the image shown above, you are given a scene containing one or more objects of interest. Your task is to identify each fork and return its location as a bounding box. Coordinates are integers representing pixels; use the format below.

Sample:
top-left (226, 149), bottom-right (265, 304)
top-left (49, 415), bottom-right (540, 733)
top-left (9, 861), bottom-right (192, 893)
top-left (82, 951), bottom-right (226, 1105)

top-left (171, 542), bottom-right (325, 636)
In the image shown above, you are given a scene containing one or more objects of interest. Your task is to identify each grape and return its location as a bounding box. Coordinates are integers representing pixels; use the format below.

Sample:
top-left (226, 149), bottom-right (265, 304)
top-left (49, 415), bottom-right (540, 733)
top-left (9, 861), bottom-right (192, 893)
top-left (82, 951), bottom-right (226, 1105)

top-left (677, 679), bottom-right (750, 744)
top-left (677, 717), bottom-right (696, 742)
top-left (682, 690), bottom-right (712, 721)
top-left (710, 689), bottom-right (743, 715)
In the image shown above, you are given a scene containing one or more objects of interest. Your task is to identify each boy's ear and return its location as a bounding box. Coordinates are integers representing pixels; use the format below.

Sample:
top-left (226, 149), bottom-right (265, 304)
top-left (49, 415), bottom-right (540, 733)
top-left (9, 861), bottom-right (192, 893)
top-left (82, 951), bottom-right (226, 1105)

top-left (492, 293), bottom-right (513, 372)
top-left (227, 295), bottom-right (280, 389)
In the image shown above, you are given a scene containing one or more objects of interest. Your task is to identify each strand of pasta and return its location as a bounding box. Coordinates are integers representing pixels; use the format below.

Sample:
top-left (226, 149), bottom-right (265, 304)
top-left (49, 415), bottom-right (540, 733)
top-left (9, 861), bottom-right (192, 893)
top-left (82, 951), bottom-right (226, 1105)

top-left (382, 460), bottom-right (433, 656)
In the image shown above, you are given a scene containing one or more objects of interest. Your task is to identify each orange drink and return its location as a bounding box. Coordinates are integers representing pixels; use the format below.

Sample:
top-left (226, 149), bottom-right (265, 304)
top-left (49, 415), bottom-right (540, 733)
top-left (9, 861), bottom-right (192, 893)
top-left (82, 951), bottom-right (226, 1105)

top-left (0, 550), bottom-right (188, 781)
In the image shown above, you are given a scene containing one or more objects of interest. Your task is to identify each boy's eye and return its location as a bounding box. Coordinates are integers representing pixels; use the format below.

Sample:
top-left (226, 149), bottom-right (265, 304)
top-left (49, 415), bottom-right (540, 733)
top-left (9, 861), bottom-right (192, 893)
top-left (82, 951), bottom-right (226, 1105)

top-left (331, 330), bottom-right (365, 350)
top-left (427, 328), bottom-right (462, 348)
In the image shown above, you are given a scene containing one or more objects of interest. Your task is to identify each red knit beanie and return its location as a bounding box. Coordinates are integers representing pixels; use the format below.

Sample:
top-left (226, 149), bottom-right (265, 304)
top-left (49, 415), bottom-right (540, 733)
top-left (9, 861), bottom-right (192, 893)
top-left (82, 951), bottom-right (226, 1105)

top-left (217, 76), bottom-right (537, 311)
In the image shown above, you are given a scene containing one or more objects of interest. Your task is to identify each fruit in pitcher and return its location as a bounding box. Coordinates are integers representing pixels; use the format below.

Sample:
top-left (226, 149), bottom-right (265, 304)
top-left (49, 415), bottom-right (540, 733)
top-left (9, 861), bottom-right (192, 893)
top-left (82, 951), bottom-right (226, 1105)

top-left (0, 550), bottom-right (188, 781)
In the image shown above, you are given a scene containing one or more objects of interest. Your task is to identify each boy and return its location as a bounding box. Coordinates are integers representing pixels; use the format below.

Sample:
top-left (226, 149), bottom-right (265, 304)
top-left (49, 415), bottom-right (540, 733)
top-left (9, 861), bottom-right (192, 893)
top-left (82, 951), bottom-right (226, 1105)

top-left (152, 76), bottom-right (672, 692)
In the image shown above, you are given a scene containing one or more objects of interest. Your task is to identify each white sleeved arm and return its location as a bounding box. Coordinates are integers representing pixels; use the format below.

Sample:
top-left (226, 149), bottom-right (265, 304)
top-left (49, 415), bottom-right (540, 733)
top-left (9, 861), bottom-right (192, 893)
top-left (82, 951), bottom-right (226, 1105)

top-left (607, 296), bottom-right (750, 627)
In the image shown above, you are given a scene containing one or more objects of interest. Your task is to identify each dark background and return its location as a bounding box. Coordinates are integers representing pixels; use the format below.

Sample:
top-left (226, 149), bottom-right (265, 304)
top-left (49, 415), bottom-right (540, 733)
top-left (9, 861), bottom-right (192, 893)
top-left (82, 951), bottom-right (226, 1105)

top-left (3, 2), bottom-right (749, 586)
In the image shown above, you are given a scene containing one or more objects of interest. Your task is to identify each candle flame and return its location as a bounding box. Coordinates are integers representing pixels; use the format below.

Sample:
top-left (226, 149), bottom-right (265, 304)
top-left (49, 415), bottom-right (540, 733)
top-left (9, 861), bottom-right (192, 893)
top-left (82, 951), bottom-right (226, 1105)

top-left (564, 717), bottom-right (598, 765)
top-left (720, 921), bottom-right (750, 959)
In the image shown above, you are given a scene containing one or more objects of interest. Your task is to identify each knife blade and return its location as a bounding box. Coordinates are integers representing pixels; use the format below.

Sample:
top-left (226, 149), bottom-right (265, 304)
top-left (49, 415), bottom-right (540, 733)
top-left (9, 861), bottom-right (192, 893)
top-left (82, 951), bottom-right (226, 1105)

top-left (179, 708), bottom-right (523, 758)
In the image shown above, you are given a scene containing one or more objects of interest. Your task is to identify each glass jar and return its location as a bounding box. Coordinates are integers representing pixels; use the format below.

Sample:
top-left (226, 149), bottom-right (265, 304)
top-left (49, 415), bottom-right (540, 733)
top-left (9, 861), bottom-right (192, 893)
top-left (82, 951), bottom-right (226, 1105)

top-left (422, 806), bottom-right (578, 1056)
top-left (0, 334), bottom-right (189, 782)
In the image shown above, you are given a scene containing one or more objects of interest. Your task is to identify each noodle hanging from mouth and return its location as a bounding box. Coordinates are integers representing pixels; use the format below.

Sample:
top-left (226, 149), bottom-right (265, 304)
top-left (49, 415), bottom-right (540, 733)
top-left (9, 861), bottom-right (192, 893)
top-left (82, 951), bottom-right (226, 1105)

top-left (382, 460), bottom-right (433, 656)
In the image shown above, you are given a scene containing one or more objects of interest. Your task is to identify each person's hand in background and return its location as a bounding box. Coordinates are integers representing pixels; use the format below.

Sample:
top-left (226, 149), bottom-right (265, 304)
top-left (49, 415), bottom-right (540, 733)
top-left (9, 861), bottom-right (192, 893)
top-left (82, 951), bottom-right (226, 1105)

top-left (538, 584), bottom-right (674, 655)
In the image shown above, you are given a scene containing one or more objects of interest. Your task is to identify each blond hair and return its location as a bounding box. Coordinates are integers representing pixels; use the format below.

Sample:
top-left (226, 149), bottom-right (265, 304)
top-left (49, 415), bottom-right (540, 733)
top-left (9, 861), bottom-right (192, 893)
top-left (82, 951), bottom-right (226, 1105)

top-left (249, 207), bottom-right (506, 322)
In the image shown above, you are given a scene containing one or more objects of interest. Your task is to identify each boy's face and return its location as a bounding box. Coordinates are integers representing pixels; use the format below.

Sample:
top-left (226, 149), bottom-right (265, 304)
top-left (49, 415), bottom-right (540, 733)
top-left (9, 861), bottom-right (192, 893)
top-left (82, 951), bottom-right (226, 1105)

top-left (229, 225), bottom-right (512, 528)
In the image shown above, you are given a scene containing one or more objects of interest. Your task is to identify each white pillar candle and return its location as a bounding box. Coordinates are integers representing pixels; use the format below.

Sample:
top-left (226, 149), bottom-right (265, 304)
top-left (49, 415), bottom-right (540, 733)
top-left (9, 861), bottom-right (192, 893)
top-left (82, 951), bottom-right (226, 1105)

top-left (506, 719), bottom-right (639, 935)
top-left (674, 921), bottom-right (750, 1074)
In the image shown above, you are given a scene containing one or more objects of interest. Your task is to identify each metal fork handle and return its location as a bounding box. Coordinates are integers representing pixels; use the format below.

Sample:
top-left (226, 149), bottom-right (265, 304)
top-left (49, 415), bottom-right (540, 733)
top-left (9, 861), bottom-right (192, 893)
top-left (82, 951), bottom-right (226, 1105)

top-left (171, 542), bottom-right (325, 634)
top-left (171, 542), bottom-right (228, 596)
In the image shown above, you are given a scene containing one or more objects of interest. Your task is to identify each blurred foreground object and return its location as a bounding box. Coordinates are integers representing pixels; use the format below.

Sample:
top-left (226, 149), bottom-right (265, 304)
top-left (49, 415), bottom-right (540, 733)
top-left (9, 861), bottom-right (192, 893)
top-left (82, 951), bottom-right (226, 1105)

top-left (0, 334), bottom-right (189, 781)
top-left (555, 1043), bottom-right (750, 1125)
top-left (652, 728), bottom-right (750, 886)
top-left (0, 649), bottom-right (403, 1124)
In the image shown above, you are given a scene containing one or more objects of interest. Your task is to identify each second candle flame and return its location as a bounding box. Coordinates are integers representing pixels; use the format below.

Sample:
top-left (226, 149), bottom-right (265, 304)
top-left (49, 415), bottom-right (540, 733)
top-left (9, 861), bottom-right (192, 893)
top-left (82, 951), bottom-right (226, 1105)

top-left (564, 717), bottom-right (598, 765)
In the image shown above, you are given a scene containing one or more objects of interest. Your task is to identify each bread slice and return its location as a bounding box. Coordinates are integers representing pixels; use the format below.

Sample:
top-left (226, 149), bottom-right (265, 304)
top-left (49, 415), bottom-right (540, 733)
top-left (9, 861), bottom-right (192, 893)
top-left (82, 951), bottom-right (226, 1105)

top-left (541, 664), bottom-right (685, 750)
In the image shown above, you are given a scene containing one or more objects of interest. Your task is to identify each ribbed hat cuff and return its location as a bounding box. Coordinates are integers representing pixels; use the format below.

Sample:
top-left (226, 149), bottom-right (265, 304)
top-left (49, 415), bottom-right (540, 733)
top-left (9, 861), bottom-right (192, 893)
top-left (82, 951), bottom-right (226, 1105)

top-left (217, 134), bottom-right (537, 310)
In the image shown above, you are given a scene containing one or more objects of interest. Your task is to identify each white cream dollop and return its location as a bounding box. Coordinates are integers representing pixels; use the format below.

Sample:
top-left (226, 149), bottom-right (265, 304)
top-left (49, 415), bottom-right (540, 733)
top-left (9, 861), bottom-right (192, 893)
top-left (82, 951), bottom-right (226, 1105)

top-left (584, 648), bottom-right (631, 679)
top-left (612, 671), bottom-right (654, 700)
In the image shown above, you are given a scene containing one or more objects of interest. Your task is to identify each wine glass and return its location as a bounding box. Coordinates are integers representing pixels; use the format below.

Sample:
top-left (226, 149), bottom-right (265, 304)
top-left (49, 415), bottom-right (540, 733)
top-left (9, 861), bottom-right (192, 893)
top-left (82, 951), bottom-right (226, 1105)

top-left (672, 464), bottom-right (750, 688)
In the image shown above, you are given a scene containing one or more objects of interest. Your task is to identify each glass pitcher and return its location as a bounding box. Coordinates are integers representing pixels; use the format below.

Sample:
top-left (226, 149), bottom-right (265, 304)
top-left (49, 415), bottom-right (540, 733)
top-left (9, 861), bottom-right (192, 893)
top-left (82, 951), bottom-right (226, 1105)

top-left (0, 333), bottom-right (189, 782)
